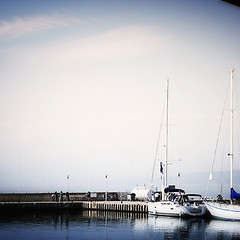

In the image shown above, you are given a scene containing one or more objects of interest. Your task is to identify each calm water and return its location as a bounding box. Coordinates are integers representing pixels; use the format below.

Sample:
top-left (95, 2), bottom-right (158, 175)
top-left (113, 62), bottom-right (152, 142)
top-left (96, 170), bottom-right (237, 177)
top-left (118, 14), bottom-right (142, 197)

top-left (1, 211), bottom-right (240, 240)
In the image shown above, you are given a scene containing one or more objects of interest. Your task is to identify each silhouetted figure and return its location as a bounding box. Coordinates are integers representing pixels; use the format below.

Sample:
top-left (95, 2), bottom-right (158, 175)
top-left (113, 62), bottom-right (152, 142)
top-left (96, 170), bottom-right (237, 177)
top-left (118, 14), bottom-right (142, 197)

top-left (59, 191), bottom-right (63, 202)
top-left (87, 191), bottom-right (90, 201)
top-left (66, 192), bottom-right (70, 202)
top-left (131, 193), bottom-right (136, 201)
top-left (55, 191), bottom-right (59, 202)
top-left (51, 193), bottom-right (55, 201)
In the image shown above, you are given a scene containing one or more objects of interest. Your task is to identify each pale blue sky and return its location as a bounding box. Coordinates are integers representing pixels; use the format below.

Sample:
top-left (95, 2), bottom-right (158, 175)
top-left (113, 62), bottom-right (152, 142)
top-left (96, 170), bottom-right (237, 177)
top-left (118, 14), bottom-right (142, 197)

top-left (0, 0), bottom-right (240, 196)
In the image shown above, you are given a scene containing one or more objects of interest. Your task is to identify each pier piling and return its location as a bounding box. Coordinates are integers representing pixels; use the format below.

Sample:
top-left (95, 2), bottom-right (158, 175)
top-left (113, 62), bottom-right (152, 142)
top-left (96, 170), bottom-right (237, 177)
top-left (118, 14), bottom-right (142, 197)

top-left (82, 201), bottom-right (147, 213)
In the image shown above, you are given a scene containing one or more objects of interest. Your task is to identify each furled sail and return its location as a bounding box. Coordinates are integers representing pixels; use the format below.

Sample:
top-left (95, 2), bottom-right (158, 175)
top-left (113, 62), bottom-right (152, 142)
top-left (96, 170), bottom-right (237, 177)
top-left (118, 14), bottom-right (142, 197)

top-left (164, 187), bottom-right (185, 194)
top-left (231, 188), bottom-right (240, 200)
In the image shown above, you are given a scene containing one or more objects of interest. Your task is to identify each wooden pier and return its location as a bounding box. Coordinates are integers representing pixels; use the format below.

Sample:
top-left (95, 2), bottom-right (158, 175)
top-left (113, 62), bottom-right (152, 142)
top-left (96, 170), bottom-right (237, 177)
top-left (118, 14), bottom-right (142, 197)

top-left (82, 201), bottom-right (148, 213)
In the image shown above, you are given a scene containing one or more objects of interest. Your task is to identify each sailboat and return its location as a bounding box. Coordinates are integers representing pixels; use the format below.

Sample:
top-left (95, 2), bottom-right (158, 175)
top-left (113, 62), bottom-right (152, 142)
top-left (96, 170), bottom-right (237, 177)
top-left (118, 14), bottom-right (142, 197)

top-left (148, 80), bottom-right (206, 217)
top-left (205, 69), bottom-right (240, 221)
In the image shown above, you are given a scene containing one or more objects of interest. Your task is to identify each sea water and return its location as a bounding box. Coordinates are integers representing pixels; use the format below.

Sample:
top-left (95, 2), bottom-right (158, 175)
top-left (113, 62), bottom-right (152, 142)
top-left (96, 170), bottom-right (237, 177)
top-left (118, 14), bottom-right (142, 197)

top-left (0, 211), bottom-right (240, 240)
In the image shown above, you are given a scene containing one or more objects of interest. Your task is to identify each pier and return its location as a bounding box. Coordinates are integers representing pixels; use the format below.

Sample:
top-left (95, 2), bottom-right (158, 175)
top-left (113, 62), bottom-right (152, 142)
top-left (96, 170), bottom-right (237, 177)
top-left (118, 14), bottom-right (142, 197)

top-left (82, 201), bottom-right (148, 213)
top-left (0, 201), bottom-right (147, 213)
top-left (0, 202), bottom-right (83, 213)
top-left (0, 192), bottom-right (148, 214)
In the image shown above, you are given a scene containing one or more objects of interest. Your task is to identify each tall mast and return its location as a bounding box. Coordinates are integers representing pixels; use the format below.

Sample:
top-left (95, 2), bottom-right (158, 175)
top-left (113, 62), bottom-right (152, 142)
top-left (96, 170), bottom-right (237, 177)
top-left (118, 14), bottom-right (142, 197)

top-left (230, 69), bottom-right (234, 190)
top-left (165, 79), bottom-right (169, 192)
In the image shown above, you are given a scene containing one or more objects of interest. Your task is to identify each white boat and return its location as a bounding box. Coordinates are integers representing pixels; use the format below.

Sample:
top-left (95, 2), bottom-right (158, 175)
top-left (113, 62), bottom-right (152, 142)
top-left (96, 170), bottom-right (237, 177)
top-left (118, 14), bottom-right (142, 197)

top-left (148, 191), bottom-right (206, 217)
top-left (205, 201), bottom-right (240, 220)
top-left (148, 80), bottom-right (206, 217)
top-left (205, 69), bottom-right (240, 221)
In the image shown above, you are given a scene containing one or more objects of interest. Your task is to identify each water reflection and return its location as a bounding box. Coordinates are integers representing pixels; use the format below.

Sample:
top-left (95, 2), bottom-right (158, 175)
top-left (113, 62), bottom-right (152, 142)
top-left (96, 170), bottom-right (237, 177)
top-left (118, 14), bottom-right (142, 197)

top-left (82, 210), bottom-right (147, 220)
top-left (135, 216), bottom-right (207, 239)
top-left (0, 211), bottom-right (240, 239)
top-left (205, 219), bottom-right (240, 239)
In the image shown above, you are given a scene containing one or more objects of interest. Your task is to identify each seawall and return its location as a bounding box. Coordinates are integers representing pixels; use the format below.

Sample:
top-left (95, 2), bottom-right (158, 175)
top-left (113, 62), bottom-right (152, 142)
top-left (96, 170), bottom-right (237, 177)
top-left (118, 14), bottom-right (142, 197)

top-left (0, 192), bottom-right (126, 202)
top-left (0, 202), bottom-right (83, 213)
top-left (0, 201), bottom-right (148, 214)
top-left (0, 192), bottom-right (148, 214)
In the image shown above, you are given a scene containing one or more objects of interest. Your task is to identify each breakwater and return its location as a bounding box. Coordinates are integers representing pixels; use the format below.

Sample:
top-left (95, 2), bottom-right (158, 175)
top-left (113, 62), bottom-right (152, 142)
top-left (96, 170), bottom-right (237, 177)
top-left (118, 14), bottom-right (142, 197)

top-left (0, 202), bottom-right (83, 213)
top-left (0, 192), bottom-right (148, 214)
top-left (0, 201), bottom-right (148, 214)
top-left (0, 192), bottom-right (125, 202)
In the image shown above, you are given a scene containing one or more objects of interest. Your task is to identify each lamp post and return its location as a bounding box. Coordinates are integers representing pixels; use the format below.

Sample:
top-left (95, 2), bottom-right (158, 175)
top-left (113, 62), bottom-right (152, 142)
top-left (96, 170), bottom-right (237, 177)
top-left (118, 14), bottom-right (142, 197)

top-left (105, 174), bottom-right (108, 201)
top-left (67, 175), bottom-right (70, 192)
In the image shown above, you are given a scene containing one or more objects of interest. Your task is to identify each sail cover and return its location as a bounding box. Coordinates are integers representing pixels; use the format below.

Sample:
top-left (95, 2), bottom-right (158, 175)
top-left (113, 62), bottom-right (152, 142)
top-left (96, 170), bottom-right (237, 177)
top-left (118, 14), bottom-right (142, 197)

top-left (231, 188), bottom-right (240, 200)
top-left (164, 187), bottom-right (185, 194)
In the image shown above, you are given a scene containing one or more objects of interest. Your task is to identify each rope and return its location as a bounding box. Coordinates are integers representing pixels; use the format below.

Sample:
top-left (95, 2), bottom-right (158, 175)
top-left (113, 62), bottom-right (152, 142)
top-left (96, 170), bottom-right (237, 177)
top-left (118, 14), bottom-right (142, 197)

top-left (150, 90), bottom-right (166, 190)
top-left (233, 76), bottom-right (240, 189)
top-left (205, 79), bottom-right (230, 197)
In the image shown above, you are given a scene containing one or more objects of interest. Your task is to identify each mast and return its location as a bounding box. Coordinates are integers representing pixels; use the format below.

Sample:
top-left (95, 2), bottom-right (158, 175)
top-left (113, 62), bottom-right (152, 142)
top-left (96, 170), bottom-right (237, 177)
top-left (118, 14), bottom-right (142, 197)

top-left (164, 79), bottom-right (169, 195)
top-left (230, 69), bottom-right (234, 190)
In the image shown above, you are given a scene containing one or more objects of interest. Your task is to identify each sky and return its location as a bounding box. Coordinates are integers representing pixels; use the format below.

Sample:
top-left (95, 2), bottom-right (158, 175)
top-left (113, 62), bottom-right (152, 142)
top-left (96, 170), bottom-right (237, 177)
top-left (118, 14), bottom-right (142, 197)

top-left (0, 0), bottom-right (240, 196)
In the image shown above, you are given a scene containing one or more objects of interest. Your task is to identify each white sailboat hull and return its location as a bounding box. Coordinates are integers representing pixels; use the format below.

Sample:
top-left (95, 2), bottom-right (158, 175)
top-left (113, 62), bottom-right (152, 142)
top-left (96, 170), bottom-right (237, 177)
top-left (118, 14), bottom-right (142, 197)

top-left (205, 202), bottom-right (240, 221)
top-left (148, 201), bottom-right (206, 217)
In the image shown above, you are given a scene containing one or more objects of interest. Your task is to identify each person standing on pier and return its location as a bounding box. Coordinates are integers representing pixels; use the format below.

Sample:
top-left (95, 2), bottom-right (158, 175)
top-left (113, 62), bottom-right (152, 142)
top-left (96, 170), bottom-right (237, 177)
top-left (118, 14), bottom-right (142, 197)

top-left (59, 191), bottom-right (63, 202)
top-left (55, 191), bottom-right (59, 202)
top-left (66, 192), bottom-right (69, 202)
top-left (51, 193), bottom-right (55, 201)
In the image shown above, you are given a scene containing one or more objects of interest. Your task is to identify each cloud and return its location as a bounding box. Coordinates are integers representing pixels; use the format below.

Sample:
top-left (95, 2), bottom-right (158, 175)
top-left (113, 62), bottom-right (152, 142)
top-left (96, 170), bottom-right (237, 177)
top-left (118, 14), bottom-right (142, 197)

top-left (25, 26), bottom-right (164, 64)
top-left (0, 14), bottom-right (86, 40)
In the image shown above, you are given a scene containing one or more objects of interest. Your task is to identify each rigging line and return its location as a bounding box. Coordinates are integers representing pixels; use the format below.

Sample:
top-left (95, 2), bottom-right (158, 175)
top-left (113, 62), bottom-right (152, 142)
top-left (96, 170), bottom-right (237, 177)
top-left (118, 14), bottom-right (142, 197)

top-left (233, 78), bottom-right (240, 161)
top-left (230, 71), bottom-right (240, 191)
top-left (233, 71), bottom-right (240, 111)
top-left (220, 146), bottom-right (224, 196)
top-left (234, 159), bottom-right (240, 188)
top-left (206, 79), bottom-right (230, 197)
top-left (150, 88), bottom-right (166, 189)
